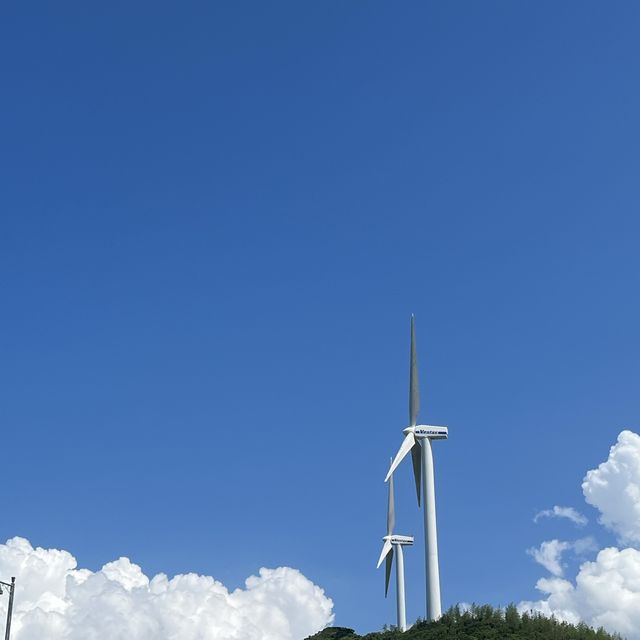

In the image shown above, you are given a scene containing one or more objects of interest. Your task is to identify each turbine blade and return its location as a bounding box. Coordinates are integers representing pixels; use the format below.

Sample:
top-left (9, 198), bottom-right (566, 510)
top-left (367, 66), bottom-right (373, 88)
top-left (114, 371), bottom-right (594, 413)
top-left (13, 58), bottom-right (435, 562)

top-left (409, 315), bottom-right (420, 427)
top-left (385, 431), bottom-right (415, 482)
top-left (377, 539), bottom-right (393, 569)
top-left (387, 461), bottom-right (396, 536)
top-left (385, 547), bottom-right (394, 598)
top-left (411, 442), bottom-right (422, 506)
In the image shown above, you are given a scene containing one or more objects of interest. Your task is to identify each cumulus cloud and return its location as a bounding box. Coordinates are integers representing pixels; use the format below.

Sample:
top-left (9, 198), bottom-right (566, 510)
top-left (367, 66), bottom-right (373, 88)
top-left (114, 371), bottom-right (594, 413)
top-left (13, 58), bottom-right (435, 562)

top-left (521, 546), bottom-right (640, 639)
top-left (534, 506), bottom-right (587, 527)
top-left (0, 537), bottom-right (334, 640)
top-left (583, 430), bottom-right (640, 544)
top-left (521, 430), bottom-right (640, 639)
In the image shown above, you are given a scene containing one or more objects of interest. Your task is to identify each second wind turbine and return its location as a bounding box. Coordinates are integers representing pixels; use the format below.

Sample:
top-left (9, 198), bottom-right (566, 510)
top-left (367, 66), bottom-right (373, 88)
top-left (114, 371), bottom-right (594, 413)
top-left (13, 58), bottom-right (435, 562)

top-left (376, 464), bottom-right (413, 632)
top-left (385, 316), bottom-right (448, 621)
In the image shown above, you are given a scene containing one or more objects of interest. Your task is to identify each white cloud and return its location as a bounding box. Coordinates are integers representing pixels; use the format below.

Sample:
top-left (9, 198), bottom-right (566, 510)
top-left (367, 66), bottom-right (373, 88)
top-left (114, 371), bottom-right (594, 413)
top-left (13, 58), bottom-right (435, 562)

top-left (0, 537), bottom-right (334, 640)
top-left (521, 546), bottom-right (640, 639)
top-left (521, 430), bottom-right (640, 639)
top-left (527, 540), bottom-right (571, 577)
top-left (534, 506), bottom-right (587, 527)
top-left (527, 538), bottom-right (596, 577)
top-left (583, 430), bottom-right (640, 544)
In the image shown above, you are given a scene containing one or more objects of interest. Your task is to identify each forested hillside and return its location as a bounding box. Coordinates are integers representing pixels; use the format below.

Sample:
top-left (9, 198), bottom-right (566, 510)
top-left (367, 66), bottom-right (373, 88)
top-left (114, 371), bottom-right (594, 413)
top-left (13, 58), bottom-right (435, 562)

top-left (306, 605), bottom-right (622, 640)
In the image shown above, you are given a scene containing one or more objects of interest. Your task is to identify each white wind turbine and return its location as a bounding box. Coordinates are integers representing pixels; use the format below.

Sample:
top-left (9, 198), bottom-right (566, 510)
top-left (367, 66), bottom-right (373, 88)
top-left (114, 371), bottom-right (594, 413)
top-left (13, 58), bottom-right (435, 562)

top-left (385, 316), bottom-right (448, 621)
top-left (376, 463), bottom-right (413, 632)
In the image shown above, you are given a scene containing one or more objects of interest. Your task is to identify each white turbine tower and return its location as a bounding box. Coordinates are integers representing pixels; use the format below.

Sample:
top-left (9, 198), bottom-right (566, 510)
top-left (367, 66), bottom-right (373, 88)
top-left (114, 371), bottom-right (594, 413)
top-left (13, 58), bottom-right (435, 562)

top-left (376, 463), bottom-right (413, 632)
top-left (385, 316), bottom-right (448, 621)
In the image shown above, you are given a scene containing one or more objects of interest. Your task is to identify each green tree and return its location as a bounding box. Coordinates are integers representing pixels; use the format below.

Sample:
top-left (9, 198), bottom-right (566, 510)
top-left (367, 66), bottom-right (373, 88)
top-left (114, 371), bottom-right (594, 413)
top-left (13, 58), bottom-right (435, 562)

top-left (305, 604), bottom-right (624, 640)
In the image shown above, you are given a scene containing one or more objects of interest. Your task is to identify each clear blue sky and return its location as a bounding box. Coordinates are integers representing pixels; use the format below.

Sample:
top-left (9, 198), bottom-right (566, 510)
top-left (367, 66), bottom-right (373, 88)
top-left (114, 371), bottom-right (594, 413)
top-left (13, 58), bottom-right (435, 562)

top-left (2, 1), bottom-right (639, 633)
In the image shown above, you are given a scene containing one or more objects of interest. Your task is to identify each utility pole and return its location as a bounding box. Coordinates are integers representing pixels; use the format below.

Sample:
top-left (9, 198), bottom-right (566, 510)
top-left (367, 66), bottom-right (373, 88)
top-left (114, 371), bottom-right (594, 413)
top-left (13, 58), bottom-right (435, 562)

top-left (0, 577), bottom-right (15, 640)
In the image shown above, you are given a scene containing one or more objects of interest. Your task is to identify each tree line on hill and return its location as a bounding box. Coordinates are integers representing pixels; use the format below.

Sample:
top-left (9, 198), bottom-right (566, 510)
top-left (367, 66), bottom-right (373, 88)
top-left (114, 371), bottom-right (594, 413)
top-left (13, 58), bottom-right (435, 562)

top-left (305, 604), bottom-right (623, 640)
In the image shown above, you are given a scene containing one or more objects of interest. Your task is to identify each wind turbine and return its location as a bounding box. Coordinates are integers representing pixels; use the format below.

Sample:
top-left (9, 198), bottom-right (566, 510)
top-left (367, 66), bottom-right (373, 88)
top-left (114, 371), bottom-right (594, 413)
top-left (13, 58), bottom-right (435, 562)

top-left (385, 316), bottom-right (448, 621)
top-left (376, 463), bottom-right (413, 632)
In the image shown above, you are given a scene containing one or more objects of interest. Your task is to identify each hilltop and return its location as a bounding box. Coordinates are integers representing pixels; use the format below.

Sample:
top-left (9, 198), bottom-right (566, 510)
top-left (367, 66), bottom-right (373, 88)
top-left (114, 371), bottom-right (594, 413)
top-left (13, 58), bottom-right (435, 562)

top-left (305, 605), bottom-right (622, 640)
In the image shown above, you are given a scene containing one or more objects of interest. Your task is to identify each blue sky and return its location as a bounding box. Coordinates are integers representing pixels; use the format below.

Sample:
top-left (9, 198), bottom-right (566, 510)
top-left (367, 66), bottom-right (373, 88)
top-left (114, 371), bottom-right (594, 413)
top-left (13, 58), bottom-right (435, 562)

top-left (1, 1), bottom-right (640, 633)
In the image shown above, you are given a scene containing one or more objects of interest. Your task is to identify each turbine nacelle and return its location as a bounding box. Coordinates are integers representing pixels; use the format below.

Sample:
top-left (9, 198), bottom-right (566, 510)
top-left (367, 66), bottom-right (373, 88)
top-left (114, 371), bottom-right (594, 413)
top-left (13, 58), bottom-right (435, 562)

top-left (382, 534), bottom-right (414, 546)
top-left (404, 425), bottom-right (448, 440)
